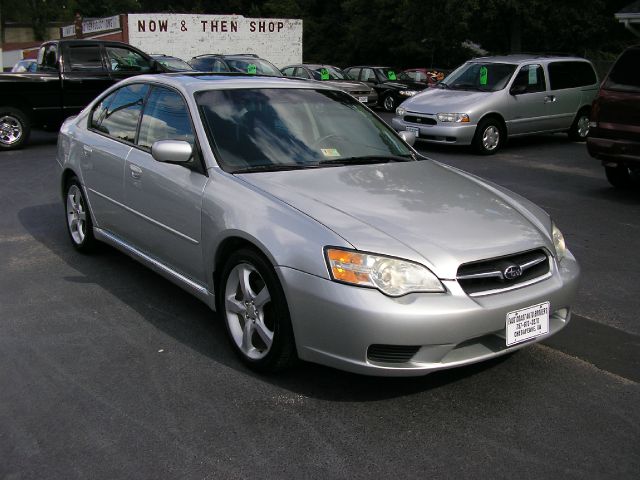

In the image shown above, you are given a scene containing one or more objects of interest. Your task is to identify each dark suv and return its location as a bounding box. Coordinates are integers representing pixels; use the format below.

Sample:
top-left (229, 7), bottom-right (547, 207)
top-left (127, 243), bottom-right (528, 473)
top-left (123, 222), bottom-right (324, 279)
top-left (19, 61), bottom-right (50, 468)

top-left (588, 45), bottom-right (640, 188)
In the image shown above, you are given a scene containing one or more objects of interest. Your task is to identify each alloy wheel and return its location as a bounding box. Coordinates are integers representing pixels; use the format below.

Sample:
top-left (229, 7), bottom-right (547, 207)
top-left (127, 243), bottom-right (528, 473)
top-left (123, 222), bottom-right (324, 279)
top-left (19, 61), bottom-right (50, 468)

top-left (0, 115), bottom-right (23, 146)
top-left (66, 185), bottom-right (87, 245)
top-left (482, 125), bottom-right (500, 151)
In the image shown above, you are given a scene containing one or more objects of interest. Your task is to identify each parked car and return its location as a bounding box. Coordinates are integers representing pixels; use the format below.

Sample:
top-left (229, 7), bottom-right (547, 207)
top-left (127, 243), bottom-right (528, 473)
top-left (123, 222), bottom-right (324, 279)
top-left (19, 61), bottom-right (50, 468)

top-left (343, 66), bottom-right (427, 111)
top-left (587, 45), bottom-right (640, 188)
top-left (10, 59), bottom-right (37, 73)
top-left (281, 63), bottom-right (378, 106)
top-left (0, 39), bottom-right (166, 150)
top-left (402, 68), bottom-right (448, 86)
top-left (150, 54), bottom-right (194, 72)
top-left (57, 73), bottom-right (579, 376)
top-left (392, 55), bottom-right (598, 154)
top-left (189, 54), bottom-right (281, 77)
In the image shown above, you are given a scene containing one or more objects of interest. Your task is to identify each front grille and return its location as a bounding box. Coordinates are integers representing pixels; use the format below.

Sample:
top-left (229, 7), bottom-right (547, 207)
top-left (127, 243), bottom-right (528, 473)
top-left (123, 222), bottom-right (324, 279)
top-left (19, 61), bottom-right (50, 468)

top-left (457, 249), bottom-right (550, 296)
top-left (367, 344), bottom-right (420, 363)
top-left (404, 115), bottom-right (437, 125)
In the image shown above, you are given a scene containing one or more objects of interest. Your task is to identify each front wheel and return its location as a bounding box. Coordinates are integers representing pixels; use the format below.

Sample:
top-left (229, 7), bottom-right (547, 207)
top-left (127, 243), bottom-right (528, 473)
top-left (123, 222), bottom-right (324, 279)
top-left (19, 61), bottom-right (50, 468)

top-left (64, 178), bottom-right (97, 252)
top-left (472, 118), bottom-right (504, 155)
top-left (0, 107), bottom-right (30, 150)
top-left (382, 94), bottom-right (397, 112)
top-left (219, 249), bottom-right (297, 373)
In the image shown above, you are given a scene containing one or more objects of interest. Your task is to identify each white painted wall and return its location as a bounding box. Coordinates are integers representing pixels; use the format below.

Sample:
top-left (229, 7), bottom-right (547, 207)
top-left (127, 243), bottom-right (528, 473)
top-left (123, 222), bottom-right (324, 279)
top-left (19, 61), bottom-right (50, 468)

top-left (2, 49), bottom-right (26, 70)
top-left (127, 14), bottom-right (303, 67)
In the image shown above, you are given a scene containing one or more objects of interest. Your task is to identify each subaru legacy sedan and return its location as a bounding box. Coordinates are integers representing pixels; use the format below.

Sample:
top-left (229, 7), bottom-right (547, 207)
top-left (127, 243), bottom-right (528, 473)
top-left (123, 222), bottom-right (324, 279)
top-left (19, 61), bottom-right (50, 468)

top-left (57, 73), bottom-right (579, 376)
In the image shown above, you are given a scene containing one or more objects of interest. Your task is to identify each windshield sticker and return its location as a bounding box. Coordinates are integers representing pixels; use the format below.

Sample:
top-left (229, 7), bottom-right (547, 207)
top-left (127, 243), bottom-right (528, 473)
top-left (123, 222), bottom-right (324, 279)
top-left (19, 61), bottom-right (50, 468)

top-left (320, 68), bottom-right (330, 80)
top-left (247, 64), bottom-right (257, 75)
top-left (528, 67), bottom-right (538, 85)
top-left (387, 70), bottom-right (397, 81)
top-left (479, 66), bottom-right (488, 85)
top-left (321, 148), bottom-right (341, 157)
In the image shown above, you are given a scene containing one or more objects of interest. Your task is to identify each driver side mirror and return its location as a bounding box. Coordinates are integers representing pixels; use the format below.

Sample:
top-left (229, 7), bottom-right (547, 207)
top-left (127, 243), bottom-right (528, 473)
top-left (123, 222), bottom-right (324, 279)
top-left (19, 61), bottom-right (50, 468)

top-left (510, 85), bottom-right (528, 95)
top-left (399, 131), bottom-right (416, 146)
top-left (151, 140), bottom-right (193, 164)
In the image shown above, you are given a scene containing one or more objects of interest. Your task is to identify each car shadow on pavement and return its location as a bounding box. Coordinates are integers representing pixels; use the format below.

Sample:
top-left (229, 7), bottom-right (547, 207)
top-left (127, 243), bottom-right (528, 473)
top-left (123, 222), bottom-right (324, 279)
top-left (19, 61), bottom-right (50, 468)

top-left (18, 202), bottom-right (511, 402)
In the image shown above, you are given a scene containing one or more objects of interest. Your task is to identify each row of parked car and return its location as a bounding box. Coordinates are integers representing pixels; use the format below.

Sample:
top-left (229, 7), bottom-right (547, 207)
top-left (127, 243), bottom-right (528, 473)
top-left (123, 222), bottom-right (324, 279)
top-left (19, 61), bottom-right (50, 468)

top-left (1, 39), bottom-right (638, 188)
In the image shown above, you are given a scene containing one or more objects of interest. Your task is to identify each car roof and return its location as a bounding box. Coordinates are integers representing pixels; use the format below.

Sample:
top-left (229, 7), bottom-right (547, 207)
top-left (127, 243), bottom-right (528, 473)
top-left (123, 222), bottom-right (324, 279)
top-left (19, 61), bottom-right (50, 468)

top-left (119, 72), bottom-right (337, 96)
top-left (468, 54), bottom-right (592, 64)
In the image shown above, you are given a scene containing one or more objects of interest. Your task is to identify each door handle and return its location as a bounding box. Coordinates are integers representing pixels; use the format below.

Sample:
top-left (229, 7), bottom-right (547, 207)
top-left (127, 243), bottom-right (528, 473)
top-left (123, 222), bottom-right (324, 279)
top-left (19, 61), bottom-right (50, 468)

top-left (129, 164), bottom-right (142, 179)
top-left (544, 95), bottom-right (557, 103)
top-left (83, 145), bottom-right (93, 154)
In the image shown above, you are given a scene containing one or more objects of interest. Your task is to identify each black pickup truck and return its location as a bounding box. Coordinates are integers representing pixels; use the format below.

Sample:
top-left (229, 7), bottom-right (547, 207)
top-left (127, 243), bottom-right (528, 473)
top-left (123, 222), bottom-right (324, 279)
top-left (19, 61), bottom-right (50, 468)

top-left (0, 39), bottom-right (165, 150)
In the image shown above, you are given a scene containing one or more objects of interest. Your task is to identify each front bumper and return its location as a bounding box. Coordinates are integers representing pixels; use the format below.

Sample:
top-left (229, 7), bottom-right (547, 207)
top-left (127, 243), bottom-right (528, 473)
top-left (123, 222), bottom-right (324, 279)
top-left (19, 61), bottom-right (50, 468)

top-left (277, 252), bottom-right (579, 376)
top-left (392, 116), bottom-right (477, 145)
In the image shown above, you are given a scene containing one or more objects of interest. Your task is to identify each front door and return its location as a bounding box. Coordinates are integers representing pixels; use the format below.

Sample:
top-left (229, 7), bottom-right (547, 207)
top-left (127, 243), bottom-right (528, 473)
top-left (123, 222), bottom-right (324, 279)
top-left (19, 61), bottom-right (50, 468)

top-left (123, 86), bottom-right (207, 283)
top-left (505, 64), bottom-right (550, 135)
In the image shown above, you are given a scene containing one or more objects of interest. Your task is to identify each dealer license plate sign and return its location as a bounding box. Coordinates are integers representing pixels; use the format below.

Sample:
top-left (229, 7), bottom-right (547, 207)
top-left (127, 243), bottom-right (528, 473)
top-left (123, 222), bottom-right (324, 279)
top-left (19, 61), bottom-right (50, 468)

top-left (358, 96), bottom-right (368, 103)
top-left (406, 126), bottom-right (419, 137)
top-left (506, 301), bottom-right (550, 346)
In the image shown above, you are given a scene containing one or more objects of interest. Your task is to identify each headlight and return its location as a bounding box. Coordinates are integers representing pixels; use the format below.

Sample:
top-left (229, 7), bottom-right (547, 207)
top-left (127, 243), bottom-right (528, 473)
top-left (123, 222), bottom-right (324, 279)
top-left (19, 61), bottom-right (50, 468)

top-left (396, 106), bottom-right (406, 116)
top-left (325, 248), bottom-right (445, 297)
top-left (552, 222), bottom-right (567, 262)
top-left (436, 113), bottom-right (470, 123)
top-left (399, 90), bottom-right (418, 97)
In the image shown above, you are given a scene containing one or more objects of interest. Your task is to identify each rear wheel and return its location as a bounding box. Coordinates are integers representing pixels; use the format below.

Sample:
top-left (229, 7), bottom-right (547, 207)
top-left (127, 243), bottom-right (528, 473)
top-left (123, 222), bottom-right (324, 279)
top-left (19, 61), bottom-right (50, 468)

top-left (219, 249), bottom-right (297, 373)
top-left (472, 117), bottom-right (504, 155)
top-left (64, 177), bottom-right (97, 252)
top-left (568, 108), bottom-right (590, 141)
top-left (0, 107), bottom-right (30, 150)
top-left (604, 165), bottom-right (639, 189)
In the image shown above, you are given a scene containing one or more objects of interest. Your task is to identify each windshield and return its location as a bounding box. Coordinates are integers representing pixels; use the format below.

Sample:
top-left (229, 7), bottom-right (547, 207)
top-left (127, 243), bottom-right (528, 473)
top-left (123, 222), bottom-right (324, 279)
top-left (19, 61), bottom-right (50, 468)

top-left (156, 57), bottom-right (193, 71)
top-left (440, 62), bottom-right (517, 91)
top-left (225, 58), bottom-right (282, 76)
top-left (311, 66), bottom-right (346, 80)
top-left (196, 88), bottom-right (413, 173)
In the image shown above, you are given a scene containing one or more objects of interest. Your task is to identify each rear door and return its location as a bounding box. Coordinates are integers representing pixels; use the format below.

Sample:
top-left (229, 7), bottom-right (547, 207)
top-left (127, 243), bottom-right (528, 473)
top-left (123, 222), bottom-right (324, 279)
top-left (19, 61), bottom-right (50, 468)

top-left (123, 86), bottom-right (207, 282)
top-left (61, 42), bottom-right (113, 116)
top-left (546, 61), bottom-right (598, 130)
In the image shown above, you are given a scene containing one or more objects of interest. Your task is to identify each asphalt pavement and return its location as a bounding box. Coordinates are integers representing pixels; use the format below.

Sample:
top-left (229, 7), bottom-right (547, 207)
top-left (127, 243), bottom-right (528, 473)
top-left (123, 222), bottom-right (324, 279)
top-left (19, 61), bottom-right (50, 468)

top-left (0, 129), bottom-right (638, 479)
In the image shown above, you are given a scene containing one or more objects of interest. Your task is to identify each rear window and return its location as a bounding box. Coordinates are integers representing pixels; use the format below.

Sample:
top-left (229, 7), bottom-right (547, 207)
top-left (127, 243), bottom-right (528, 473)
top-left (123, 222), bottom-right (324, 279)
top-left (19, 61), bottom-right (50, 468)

top-left (603, 48), bottom-right (640, 93)
top-left (548, 61), bottom-right (597, 90)
top-left (67, 45), bottom-right (103, 71)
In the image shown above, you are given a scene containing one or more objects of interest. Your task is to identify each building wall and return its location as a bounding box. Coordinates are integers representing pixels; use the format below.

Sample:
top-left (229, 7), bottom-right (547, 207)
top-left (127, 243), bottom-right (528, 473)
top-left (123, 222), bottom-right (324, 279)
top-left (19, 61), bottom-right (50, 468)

top-left (4, 25), bottom-right (61, 43)
top-left (126, 14), bottom-right (303, 67)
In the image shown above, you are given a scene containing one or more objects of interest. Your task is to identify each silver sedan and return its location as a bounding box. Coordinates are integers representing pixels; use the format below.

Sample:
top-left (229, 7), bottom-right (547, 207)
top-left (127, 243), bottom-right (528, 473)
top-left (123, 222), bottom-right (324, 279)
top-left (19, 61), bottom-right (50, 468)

top-left (57, 73), bottom-right (579, 376)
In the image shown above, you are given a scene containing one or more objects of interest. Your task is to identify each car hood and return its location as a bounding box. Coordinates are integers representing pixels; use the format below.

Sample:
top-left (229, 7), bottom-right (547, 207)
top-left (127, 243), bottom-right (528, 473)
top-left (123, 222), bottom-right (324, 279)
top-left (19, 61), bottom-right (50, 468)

top-left (323, 80), bottom-right (372, 92)
top-left (238, 161), bottom-right (552, 278)
top-left (403, 88), bottom-right (492, 112)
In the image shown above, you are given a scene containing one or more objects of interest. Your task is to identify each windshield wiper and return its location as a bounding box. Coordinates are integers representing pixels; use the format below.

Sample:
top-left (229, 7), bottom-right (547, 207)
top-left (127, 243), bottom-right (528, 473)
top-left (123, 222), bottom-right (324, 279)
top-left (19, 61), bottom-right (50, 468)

top-left (318, 155), bottom-right (414, 166)
top-left (231, 163), bottom-right (319, 174)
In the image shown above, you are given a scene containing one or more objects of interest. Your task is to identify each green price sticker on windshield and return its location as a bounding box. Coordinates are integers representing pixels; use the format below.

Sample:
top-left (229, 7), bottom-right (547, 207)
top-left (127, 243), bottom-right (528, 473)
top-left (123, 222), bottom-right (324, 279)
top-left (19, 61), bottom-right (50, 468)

top-left (247, 64), bottom-right (257, 75)
top-left (320, 68), bottom-right (330, 80)
top-left (479, 66), bottom-right (488, 85)
top-left (387, 70), bottom-right (397, 81)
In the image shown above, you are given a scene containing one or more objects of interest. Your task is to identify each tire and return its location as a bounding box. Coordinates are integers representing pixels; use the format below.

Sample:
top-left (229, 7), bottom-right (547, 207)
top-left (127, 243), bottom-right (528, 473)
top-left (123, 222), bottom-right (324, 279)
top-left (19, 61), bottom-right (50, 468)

top-left (64, 177), bottom-right (97, 252)
top-left (472, 117), bottom-right (504, 155)
top-left (382, 94), bottom-right (397, 112)
top-left (218, 248), bottom-right (297, 373)
top-left (568, 108), bottom-right (590, 142)
top-left (604, 165), bottom-right (639, 189)
top-left (0, 107), bottom-right (31, 151)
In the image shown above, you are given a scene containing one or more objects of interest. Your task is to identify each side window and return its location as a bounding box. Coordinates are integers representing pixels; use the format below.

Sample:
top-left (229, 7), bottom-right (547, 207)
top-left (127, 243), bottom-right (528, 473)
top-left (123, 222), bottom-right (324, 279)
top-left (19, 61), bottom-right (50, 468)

top-left (293, 67), bottom-right (310, 79)
top-left (137, 87), bottom-right (195, 150)
top-left (94, 84), bottom-right (149, 143)
top-left (548, 61), bottom-right (597, 90)
top-left (90, 92), bottom-right (115, 130)
top-left (281, 67), bottom-right (295, 77)
top-left (105, 46), bottom-right (152, 73)
top-left (37, 44), bottom-right (58, 71)
top-left (512, 64), bottom-right (546, 93)
top-left (345, 68), bottom-right (360, 81)
top-left (361, 68), bottom-right (376, 82)
top-left (66, 45), bottom-right (103, 71)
